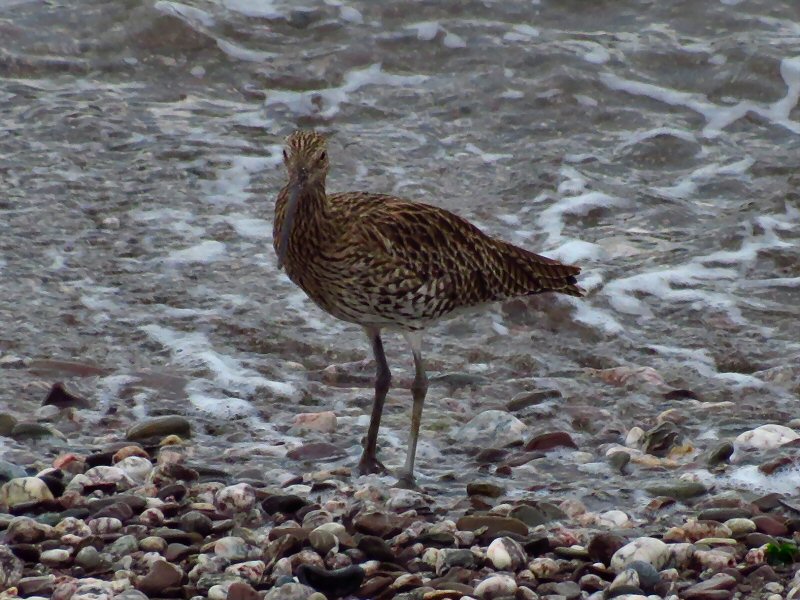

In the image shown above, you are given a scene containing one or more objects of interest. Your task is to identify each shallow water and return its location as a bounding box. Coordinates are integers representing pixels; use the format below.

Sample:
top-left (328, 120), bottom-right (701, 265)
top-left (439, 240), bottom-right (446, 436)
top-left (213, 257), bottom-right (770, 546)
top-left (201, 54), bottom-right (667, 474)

top-left (1, 0), bottom-right (799, 511)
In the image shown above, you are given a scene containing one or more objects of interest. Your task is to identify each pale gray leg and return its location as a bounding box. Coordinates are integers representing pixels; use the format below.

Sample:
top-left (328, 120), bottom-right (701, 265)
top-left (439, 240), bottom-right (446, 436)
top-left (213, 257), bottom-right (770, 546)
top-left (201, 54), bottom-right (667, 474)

top-left (357, 327), bottom-right (390, 475)
top-left (397, 331), bottom-right (428, 489)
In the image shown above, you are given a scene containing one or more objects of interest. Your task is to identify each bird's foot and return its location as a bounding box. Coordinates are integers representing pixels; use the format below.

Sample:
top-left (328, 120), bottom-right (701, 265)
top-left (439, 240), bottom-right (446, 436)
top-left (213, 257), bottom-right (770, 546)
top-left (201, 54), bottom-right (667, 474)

top-left (394, 472), bottom-right (419, 491)
top-left (356, 454), bottom-right (388, 476)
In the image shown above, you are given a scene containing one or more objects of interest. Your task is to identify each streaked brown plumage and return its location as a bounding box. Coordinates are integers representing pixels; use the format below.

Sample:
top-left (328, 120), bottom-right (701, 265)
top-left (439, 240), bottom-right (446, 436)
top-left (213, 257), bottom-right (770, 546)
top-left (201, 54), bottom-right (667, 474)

top-left (274, 130), bottom-right (583, 487)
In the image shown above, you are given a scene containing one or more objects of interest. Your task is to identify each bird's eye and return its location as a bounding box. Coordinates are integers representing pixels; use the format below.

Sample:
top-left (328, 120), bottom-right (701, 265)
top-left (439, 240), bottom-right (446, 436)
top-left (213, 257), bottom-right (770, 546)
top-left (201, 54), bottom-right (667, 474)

top-left (318, 152), bottom-right (327, 162)
top-left (282, 149), bottom-right (288, 161)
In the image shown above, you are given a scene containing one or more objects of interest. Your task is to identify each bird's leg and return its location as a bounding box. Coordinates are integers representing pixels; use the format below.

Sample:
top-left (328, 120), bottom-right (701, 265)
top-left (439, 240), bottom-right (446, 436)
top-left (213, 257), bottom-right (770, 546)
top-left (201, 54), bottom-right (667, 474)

top-left (357, 327), bottom-right (390, 475)
top-left (397, 331), bottom-right (428, 489)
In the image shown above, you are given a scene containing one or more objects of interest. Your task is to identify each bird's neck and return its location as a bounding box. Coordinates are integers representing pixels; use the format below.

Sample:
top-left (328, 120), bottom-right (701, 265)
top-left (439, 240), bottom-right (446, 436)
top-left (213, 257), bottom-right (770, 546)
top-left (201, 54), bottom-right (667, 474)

top-left (292, 179), bottom-right (330, 223)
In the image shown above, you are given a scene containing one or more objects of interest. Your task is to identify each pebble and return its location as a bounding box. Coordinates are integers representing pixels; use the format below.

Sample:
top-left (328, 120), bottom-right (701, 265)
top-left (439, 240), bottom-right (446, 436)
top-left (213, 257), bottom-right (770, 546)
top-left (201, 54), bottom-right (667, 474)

top-left (0, 544), bottom-right (24, 588)
top-left (292, 411), bottom-right (338, 432)
top-left (524, 430), bottom-right (577, 451)
top-left (610, 537), bottom-right (670, 572)
top-left (40, 549), bottom-right (72, 566)
top-left (215, 483), bottom-right (256, 514)
top-left (456, 515), bottom-right (528, 537)
top-left (75, 546), bottom-right (102, 571)
top-left (137, 560), bottom-right (184, 595)
top-left (126, 416), bottom-right (192, 441)
top-left (458, 410), bottom-right (527, 446)
top-left (486, 536), bottom-right (526, 570)
top-left (473, 574), bottom-right (517, 599)
top-left (734, 424), bottom-right (799, 451)
top-left (0, 476), bottom-right (55, 506)
top-left (296, 564), bottom-right (365, 597)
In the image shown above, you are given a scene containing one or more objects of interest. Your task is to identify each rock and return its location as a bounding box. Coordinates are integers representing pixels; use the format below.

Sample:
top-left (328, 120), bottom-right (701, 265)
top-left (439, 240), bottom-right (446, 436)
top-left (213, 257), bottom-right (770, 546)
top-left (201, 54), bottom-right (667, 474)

top-left (642, 421), bottom-right (682, 456)
top-left (473, 574), bottom-right (517, 599)
top-left (588, 532), bottom-right (627, 565)
top-left (610, 537), bottom-right (670, 572)
top-left (0, 476), bottom-right (56, 507)
top-left (296, 564), bottom-right (365, 597)
top-left (107, 534), bottom-right (139, 558)
top-left (292, 411), bottom-right (337, 433)
top-left (524, 431), bottom-right (577, 452)
top-left (697, 508), bottom-right (752, 521)
top-left (707, 442), bottom-right (734, 466)
top-left (357, 535), bottom-right (394, 562)
top-left (683, 573), bottom-right (737, 599)
top-left (286, 442), bottom-right (346, 462)
top-left (507, 389), bottom-right (562, 411)
top-left (456, 515), bottom-right (528, 537)
top-left (608, 450), bottom-right (631, 473)
top-left (126, 416), bottom-right (191, 441)
top-left (6, 516), bottom-right (51, 543)
top-left (114, 456), bottom-right (153, 483)
top-left (436, 548), bottom-right (477, 573)
top-left (0, 544), bottom-right (24, 588)
top-left (538, 580), bottom-right (581, 599)
top-left (458, 410), bottom-right (527, 447)
top-left (40, 548), bottom-right (71, 566)
top-left (487, 537), bottom-right (526, 571)
top-left (627, 560), bottom-right (660, 590)
top-left (0, 414), bottom-right (18, 437)
top-left (10, 422), bottom-right (60, 439)
top-left (466, 482), bottom-right (504, 498)
top-left (734, 424), bottom-right (798, 452)
top-left (752, 515), bottom-right (788, 537)
top-left (42, 382), bottom-right (92, 409)
top-left (215, 483), bottom-right (256, 514)
top-left (226, 581), bottom-right (261, 600)
top-left (644, 480), bottom-right (707, 500)
top-left (137, 559), bottom-right (184, 595)
top-left (215, 536), bottom-right (257, 561)
top-left (262, 494), bottom-right (308, 515)
top-left (264, 582), bottom-right (317, 600)
top-left (75, 546), bottom-right (103, 571)
top-left (694, 549), bottom-right (736, 570)
top-left (225, 561), bottom-right (266, 585)
top-left (509, 502), bottom-right (566, 527)
top-left (309, 528), bottom-right (338, 556)
top-left (724, 518), bottom-right (756, 536)
top-left (17, 575), bottom-right (55, 597)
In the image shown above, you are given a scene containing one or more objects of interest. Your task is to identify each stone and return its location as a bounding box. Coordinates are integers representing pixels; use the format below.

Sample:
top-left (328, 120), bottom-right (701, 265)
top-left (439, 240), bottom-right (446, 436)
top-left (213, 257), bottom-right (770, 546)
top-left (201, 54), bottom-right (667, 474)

top-left (524, 431), bottom-right (577, 452)
top-left (262, 494), bottom-right (308, 515)
top-left (506, 388), bottom-right (562, 412)
top-left (644, 480), bottom-right (707, 500)
top-left (114, 456), bottom-right (153, 483)
top-left (610, 537), bottom-right (670, 572)
top-left (466, 482), bottom-right (504, 498)
top-left (264, 582), bottom-right (317, 600)
top-left (473, 574), bottom-right (517, 599)
top-left (42, 382), bottom-right (91, 409)
top-left (626, 560), bottom-right (659, 590)
top-left (6, 516), bottom-right (51, 543)
top-left (0, 545), bottom-right (24, 588)
top-left (683, 573), bottom-right (737, 599)
top-left (509, 502), bottom-right (566, 527)
top-left (458, 410), bottom-right (526, 447)
top-left (107, 534), bottom-right (139, 558)
top-left (226, 581), bottom-right (261, 600)
top-left (724, 518), bottom-right (756, 536)
top-left (734, 424), bottom-right (798, 452)
top-left (17, 575), bottom-right (55, 597)
top-left (436, 548), bottom-right (477, 573)
top-left (0, 477), bottom-right (55, 507)
top-left (588, 532), bottom-right (627, 565)
top-left (487, 537), bottom-right (526, 571)
top-left (296, 564), bottom-right (365, 597)
top-left (286, 442), bottom-right (346, 462)
top-left (40, 548), bottom-right (71, 566)
top-left (695, 549), bottom-right (736, 570)
top-left (75, 546), bottom-right (103, 571)
top-left (697, 508), bottom-right (752, 521)
top-left (137, 559), bottom-right (184, 595)
top-left (292, 411), bottom-right (337, 433)
top-left (126, 416), bottom-right (191, 441)
top-left (752, 515), bottom-right (788, 537)
top-left (707, 442), bottom-right (734, 466)
top-left (215, 483), bottom-right (257, 514)
top-left (309, 528), bottom-right (338, 556)
top-left (357, 535), bottom-right (394, 562)
top-left (456, 515), bottom-right (528, 537)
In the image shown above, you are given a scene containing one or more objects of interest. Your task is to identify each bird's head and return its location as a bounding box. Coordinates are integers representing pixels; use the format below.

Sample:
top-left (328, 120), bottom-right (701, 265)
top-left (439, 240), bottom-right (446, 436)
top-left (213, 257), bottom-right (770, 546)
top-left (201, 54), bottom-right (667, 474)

top-left (283, 130), bottom-right (329, 186)
top-left (276, 130), bottom-right (329, 270)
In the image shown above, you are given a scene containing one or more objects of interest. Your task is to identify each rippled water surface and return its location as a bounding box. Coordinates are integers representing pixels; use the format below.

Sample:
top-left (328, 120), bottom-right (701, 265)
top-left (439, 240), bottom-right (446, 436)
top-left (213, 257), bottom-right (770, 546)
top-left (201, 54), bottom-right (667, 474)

top-left (1, 0), bottom-right (799, 511)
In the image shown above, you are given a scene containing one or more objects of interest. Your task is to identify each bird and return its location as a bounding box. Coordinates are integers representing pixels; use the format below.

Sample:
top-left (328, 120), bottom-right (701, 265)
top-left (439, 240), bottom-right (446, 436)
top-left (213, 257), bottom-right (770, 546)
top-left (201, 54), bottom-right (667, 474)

top-left (273, 130), bottom-right (583, 488)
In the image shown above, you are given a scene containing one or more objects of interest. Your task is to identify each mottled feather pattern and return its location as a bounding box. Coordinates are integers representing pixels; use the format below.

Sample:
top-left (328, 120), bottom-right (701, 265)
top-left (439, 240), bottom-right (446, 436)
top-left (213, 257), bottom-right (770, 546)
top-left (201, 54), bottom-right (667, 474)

top-left (273, 131), bottom-right (583, 331)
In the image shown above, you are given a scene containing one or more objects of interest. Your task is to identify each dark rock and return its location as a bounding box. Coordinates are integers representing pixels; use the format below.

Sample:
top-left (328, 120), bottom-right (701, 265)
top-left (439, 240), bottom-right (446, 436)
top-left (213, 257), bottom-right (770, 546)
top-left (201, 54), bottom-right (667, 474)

top-left (743, 532), bottom-right (776, 548)
top-left (706, 442), bottom-right (734, 467)
top-left (136, 559), bottom-right (183, 595)
top-left (456, 515), bottom-right (528, 537)
top-left (39, 474), bottom-right (66, 498)
top-left (752, 493), bottom-right (784, 511)
top-left (157, 483), bottom-right (188, 501)
top-left (758, 456), bottom-right (795, 475)
top-left (178, 510), bottom-right (213, 536)
top-left (473, 448), bottom-right (508, 464)
top-left (663, 389), bottom-right (699, 400)
top-left (683, 589), bottom-right (734, 600)
top-left (683, 572), bottom-right (737, 598)
top-left (644, 480), bottom-right (707, 500)
top-left (89, 494), bottom-right (147, 515)
top-left (357, 535), bottom-right (395, 562)
top-left (466, 482), bottom-right (504, 498)
top-left (0, 415), bottom-right (18, 438)
top-left (297, 564), bottom-right (365, 597)
top-left (165, 543), bottom-right (191, 563)
top-left (353, 511), bottom-right (398, 538)
top-left (608, 451), bottom-right (631, 474)
top-left (439, 548), bottom-right (477, 570)
top-left (226, 581), bottom-right (260, 600)
top-left (537, 580), bottom-right (580, 599)
top-left (152, 527), bottom-right (200, 545)
top-left (506, 389), bottom-right (562, 412)
top-left (8, 544), bottom-right (39, 563)
top-left (0, 546), bottom-right (24, 589)
top-left (92, 502), bottom-right (134, 522)
top-left (524, 431), bottom-right (577, 452)
top-left (287, 442), bottom-right (346, 462)
top-left (522, 534), bottom-right (550, 556)
top-left (642, 421), bottom-right (681, 456)
top-left (509, 502), bottom-right (566, 527)
top-left (627, 560), bottom-right (659, 591)
top-left (126, 416), bottom-right (191, 441)
top-left (697, 508), bottom-right (752, 521)
top-left (746, 564), bottom-right (778, 582)
top-left (10, 423), bottom-right (55, 439)
top-left (17, 575), bottom-right (55, 597)
top-left (42, 382), bottom-right (91, 409)
top-left (752, 515), bottom-right (788, 536)
top-left (262, 494), bottom-right (308, 515)
top-left (587, 532), bottom-right (626, 565)
top-left (356, 575), bottom-right (393, 598)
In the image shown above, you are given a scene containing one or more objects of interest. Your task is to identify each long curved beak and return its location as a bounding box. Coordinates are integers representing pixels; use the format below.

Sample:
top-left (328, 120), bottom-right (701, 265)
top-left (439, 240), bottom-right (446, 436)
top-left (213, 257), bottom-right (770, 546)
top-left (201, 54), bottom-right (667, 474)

top-left (277, 180), bottom-right (301, 270)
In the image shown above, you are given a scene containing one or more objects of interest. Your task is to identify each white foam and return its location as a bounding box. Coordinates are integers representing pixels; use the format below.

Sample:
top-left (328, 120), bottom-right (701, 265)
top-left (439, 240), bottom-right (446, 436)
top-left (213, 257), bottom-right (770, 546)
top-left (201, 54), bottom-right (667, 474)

top-left (222, 0), bottom-right (281, 19)
top-left (216, 39), bottom-right (277, 62)
top-left (503, 24), bottom-right (540, 42)
top-left (443, 32), bottom-right (467, 49)
top-left (616, 127), bottom-right (698, 153)
top-left (167, 240), bottom-right (226, 264)
top-left (464, 142), bottom-right (512, 163)
top-left (601, 56), bottom-right (800, 137)
top-left (225, 216), bottom-right (270, 239)
top-left (202, 154), bottom-right (272, 206)
top-left (266, 63), bottom-right (427, 119)
top-left (538, 189), bottom-right (620, 245)
top-left (154, 1), bottom-right (215, 28)
top-left (141, 324), bottom-right (297, 400)
top-left (571, 301), bottom-right (625, 335)
top-left (408, 21), bottom-right (440, 41)
top-left (339, 6), bottom-right (363, 24)
top-left (549, 240), bottom-right (605, 264)
top-left (500, 90), bottom-right (524, 100)
top-left (720, 464), bottom-right (800, 495)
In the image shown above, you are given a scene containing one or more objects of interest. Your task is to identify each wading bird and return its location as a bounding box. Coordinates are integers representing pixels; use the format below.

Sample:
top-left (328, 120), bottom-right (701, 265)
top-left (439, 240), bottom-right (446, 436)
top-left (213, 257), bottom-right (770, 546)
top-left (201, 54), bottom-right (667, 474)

top-left (274, 131), bottom-right (583, 488)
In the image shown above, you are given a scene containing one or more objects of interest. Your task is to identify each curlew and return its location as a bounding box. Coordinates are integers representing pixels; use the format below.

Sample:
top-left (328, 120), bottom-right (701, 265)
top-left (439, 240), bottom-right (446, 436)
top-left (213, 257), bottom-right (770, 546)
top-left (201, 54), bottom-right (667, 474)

top-left (274, 131), bottom-right (583, 488)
